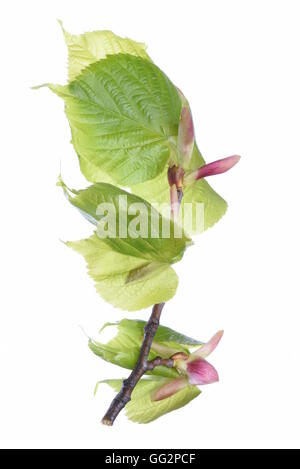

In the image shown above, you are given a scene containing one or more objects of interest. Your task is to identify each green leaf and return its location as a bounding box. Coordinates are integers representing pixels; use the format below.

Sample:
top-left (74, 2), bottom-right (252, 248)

top-left (89, 340), bottom-right (178, 379)
top-left (59, 179), bottom-right (191, 264)
top-left (89, 339), bottom-right (155, 376)
top-left (183, 176), bottom-right (228, 232)
top-left (61, 180), bottom-right (191, 310)
top-left (89, 319), bottom-right (203, 377)
top-left (59, 21), bottom-right (150, 81)
top-left (67, 234), bottom-right (179, 311)
top-left (131, 145), bottom-right (227, 233)
top-left (49, 54), bottom-right (181, 185)
top-left (102, 318), bottom-right (202, 353)
top-left (111, 319), bottom-right (202, 347)
top-left (99, 377), bottom-right (201, 423)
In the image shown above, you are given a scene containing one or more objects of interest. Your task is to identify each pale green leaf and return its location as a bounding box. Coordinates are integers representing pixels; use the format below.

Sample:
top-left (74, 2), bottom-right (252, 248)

top-left (108, 318), bottom-right (202, 348)
top-left (89, 340), bottom-right (178, 379)
top-left (100, 318), bottom-right (202, 354)
top-left (59, 21), bottom-right (150, 81)
top-left (67, 234), bottom-right (179, 311)
top-left (131, 145), bottom-right (227, 233)
top-left (49, 54), bottom-right (181, 185)
top-left (100, 377), bottom-right (201, 423)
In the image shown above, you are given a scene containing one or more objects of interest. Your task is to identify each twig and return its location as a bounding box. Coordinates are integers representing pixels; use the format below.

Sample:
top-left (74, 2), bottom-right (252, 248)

top-left (101, 303), bottom-right (170, 425)
top-left (102, 172), bottom-right (184, 426)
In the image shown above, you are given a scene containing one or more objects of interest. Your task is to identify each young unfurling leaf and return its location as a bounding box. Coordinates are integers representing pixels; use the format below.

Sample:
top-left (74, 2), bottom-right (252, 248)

top-left (89, 327), bottom-right (179, 379)
top-left (109, 318), bottom-right (203, 349)
top-left (92, 323), bottom-right (222, 422)
top-left (98, 378), bottom-right (201, 424)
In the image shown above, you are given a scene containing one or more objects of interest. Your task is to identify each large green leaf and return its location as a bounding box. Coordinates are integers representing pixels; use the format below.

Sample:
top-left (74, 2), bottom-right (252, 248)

top-left (131, 145), bottom-right (227, 233)
top-left (48, 54), bottom-right (181, 185)
top-left (59, 180), bottom-right (191, 264)
top-left (98, 377), bottom-right (201, 423)
top-left (89, 319), bottom-right (203, 377)
top-left (59, 21), bottom-right (150, 81)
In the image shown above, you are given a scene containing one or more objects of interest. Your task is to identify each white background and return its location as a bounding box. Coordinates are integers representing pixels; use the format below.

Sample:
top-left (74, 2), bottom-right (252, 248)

top-left (0, 0), bottom-right (299, 449)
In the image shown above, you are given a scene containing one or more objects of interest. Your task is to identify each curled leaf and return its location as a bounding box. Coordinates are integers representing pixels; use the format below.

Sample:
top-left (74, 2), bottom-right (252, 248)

top-left (99, 377), bottom-right (201, 423)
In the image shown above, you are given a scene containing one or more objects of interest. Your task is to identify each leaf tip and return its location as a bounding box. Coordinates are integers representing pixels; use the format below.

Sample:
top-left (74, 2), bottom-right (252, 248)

top-left (57, 19), bottom-right (72, 44)
top-left (31, 83), bottom-right (49, 91)
top-left (94, 381), bottom-right (103, 397)
top-left (99, 322), bottom-right (118, 334)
